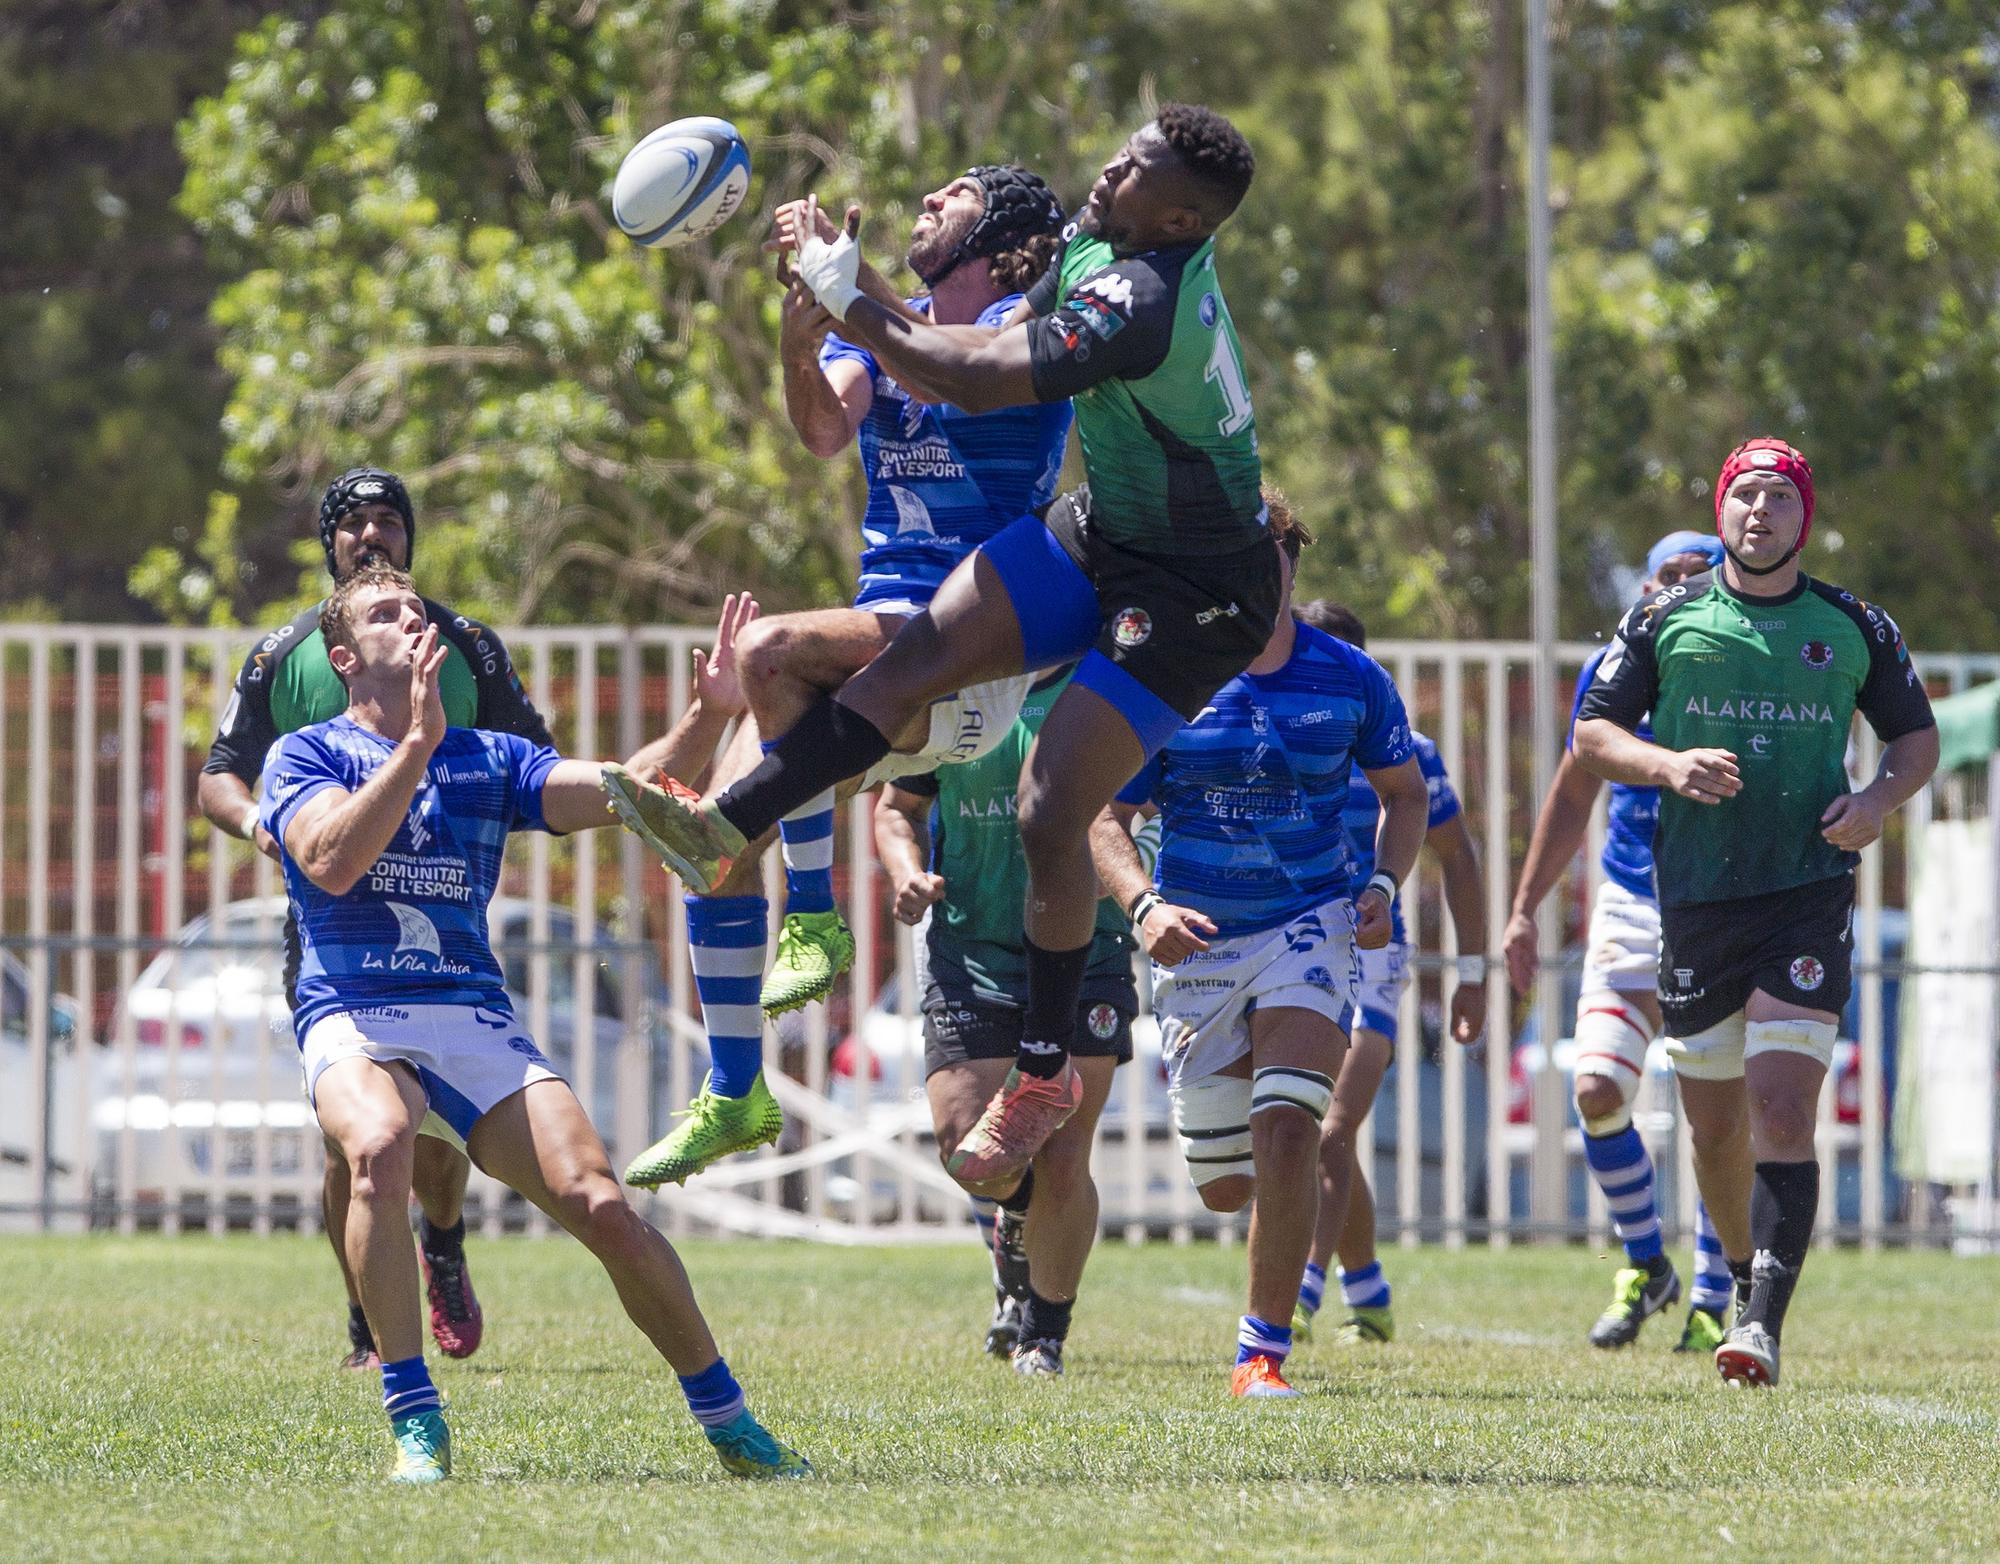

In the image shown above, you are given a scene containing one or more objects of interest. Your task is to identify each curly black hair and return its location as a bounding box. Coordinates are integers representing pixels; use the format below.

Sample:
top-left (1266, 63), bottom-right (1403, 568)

top-left (1155, 103), bottom-right (1255, 223)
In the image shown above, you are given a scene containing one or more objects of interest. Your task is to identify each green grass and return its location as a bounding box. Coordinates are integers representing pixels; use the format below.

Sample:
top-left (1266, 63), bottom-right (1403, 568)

top-left (5, 1235), bottom-right (2000, 1562)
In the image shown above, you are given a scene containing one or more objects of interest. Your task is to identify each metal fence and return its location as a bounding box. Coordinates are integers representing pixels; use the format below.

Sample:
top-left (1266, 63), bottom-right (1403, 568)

top-left (2, 624), bottom-right (1995, 1249)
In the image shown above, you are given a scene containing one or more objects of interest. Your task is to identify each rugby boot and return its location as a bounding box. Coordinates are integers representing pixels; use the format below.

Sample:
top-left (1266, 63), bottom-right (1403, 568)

top-left (1330, 1306), bottom-right (1395, 1346)
top-left (601, 763), bottom-right (745, 894)
top-left (624, 1073), bottom-right (783, 1188)
top-left (946, 1064), bottom-right (1081, 1187)
top-left (1587, 1257), bottom-right (1681, 1349)
top-left (1715, 1321), bottom-right (1780, 1388)
top-left (1012, 1338), bottom-right (1065, 1377)
top-left (1230, 1355), bottom-right (1300, 1399)
top-left (760, 909), bottom-right (855, 1015)
top-left (1673, 1304), bottom-right (1728, 1355)
top-left (705, 1409), bottom-right (813, 1478)
top-left (419, 1240), bottom-right (483, 1360)
top-left (389, 1410), bottom-right (452, 1484)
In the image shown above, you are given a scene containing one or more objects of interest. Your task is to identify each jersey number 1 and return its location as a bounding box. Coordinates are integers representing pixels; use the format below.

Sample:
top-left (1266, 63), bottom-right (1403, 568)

top-left (1205, 331), bottom-right (1254, 436)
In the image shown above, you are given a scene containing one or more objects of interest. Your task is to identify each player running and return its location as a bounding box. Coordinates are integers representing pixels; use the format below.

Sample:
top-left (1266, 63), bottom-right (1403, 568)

top-left (1283, 602), bottom-right (1486, 1351)
top-left (197, 468), bottom-right (551, 1370)
top-left (262, 564), bottom-right (806, 1482)
top-left (613, 163), bottom-right (1072, 1190)
top-left (607, 104), bottom-right (1276, 1192)
top-left (1504, 530), bottom-right (1739, 1353)
top-left (874, 668), bottom-right (1135, 1376)
top-left (1575, 439), bottom-right (1937, 1387)
top-left (1089, 504), bottom-right (1430, 1397)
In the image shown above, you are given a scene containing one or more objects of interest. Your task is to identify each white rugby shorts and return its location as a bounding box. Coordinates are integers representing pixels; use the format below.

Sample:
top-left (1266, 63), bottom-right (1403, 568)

top-left (1339, 939), bottom-right (1411, 1041)
top-left (301, 1002), bottom-right (563, 1142)
top-left (1580, 879), bottom-right (1662, 996)
top-left (1151, 898), bottom-right (1359, 1091)
top-left (861, 672), bottom-right (1036, 789)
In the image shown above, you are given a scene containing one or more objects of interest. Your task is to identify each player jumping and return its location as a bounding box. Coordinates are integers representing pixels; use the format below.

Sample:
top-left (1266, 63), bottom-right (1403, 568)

top-left (615, 163), bottom-right (1072, 1189)
top-left (1283, 601), bottom-right (1487, 1351)
top-left (263, 564), bottom-right (807, 1481)
top-left (608, 105), bottom-right (1276, 1191)
top-left (1090, 502), bottom-right (1430, 1397)
top-left (1575, 440), bottom-right (1937, 1387)
top-left (1504, 530), bottom-right (1739, 1353)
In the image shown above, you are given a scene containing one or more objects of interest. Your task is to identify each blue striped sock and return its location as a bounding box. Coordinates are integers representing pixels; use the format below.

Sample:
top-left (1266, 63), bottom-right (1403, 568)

top-left (1297, 1262), bottom-right (1327, 1316)
top-left (381, 1354), bottom-right (442, 1423)
top-left (687, 894), bottom-right (767, 1098)
top-left (1236, 1314), bottom-right (1292, 1366)
top-left (677, 1356), bottom-right (747, 1429)
top-left (769, 733), bottom-right (836, 917)
top-left (1339, 1260), bottom-right (1391, 1310)
top-left (1583, 1126), bottom-right (1663, 1264)
top-left (1691, 1200), bottom-right (1732, 1311)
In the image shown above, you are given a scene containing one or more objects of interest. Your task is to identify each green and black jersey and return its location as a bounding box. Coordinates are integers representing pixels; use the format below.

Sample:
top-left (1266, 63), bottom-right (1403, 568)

top-left (895, 673), bottom-right (1136, 1009)
top-left (203, 596), bottom-right (552, 787)
top-left (1578, 573), bottom-right (1934, 907)
top-left (1022, 218), bottom-right (1264, 556)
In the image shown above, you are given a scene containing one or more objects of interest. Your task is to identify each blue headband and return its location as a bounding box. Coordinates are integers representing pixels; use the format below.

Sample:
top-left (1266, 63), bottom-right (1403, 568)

top-left (1646, 530), bottom-right (1724, 580)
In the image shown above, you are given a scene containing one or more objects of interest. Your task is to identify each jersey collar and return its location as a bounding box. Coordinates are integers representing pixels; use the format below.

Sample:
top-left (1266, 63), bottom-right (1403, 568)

top-left (1713, 570), bottom-right (1810, 609)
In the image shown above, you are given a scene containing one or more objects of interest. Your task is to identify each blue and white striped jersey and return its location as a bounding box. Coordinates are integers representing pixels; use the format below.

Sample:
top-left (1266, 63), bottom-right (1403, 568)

top-left (1341, 731), bottom-right (1462, 943)
top-left (1119, 624), bottom-right (1415, 937)
top-left (261, 718), bottom-right (561, 1038)
top-left (820, 293), bottom-right (1072, 611)
top-left (1569, 647), bottom-right (1657, 899)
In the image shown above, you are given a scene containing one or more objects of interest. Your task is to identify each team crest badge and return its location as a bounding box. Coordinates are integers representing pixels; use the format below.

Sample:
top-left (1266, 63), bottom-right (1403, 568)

top-left (1800, 639), bottom-right (1834, 670)
top-left (1199, 291), bottom-right (1218, 328)
top-left (1789, 956), bottom-right (1824, 992)
top-left (1087, 1004), bottom-right (1118, 1041)
top-left (1112, 607), bottom-right (1152, 648)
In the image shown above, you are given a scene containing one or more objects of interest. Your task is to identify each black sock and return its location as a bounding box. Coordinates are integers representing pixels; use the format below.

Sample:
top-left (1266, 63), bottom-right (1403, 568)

top-left (1728, 1257), bottom-right (1754, 1320)
top-left (997, 1167), bottom-right (1036, 1216)
top-left (1741, 1159), bottom-right (1818, 1337)
top-left (1017, 936), bottom-right (1091, 1079)
top-left (714, 696), bottom-right (890, 841)
top-left (420, 1215), bottom-right (465, 1258)
top-left (347, 1302), bottom-right (375, 1354)
top-left (1645, 1252), bottom-right (1673, 1280)
top-left (1020, 1287), bottom-right (1074, 1346)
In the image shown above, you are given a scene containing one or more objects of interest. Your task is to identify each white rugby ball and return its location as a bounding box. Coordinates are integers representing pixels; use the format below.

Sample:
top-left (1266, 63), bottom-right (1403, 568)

top-left (612, 116), bottom-right (752, 249)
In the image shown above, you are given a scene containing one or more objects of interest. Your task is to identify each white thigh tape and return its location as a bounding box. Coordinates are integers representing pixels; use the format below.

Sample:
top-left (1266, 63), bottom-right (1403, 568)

top-left (1172, 1073), bottom-right (1254, 1188)
top-left (1250, 1064), bottom-right (1334, 1124)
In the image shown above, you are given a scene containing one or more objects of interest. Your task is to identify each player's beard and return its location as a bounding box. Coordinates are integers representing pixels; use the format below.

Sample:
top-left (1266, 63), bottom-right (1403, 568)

top-left (906, 207), bottom-right (978, 281)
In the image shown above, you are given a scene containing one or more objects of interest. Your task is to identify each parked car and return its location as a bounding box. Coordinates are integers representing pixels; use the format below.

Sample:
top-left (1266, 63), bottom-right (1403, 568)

top-left (92, 895), bottom-right (687, 1227)
top-left (0, 951), bottom-right (81, 1223)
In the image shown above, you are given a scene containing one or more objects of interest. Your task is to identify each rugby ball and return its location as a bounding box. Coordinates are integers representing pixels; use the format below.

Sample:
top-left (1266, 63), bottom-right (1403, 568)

top-left (612, 117), bottom-right (752, 249)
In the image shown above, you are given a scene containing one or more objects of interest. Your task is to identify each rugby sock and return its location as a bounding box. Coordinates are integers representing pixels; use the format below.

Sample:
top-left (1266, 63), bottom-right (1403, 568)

top-left (1690, 1200), bottom-right (1732, 1315)
top-left (1296, 1262), bottom-right (1327, 1318)
top-left (1021, 1288), bottom-right (1075, 1346)
top-left (996, 1166), bottom-right (1036, 1215)
top-left (677, 1356), bottom-right (747, 1429)
top-left (1339, 1260), bottom-right (1391, 1311)
top-left (778, 795), bottom-right (838, 916)
top-left (380, 1355), bottom-right (442, 1422)
top-left (1018, 936), bottom-right (1091, 1079)
top-left (347, 1302), bottom-right (376, 1356)
top-left (1581, 1126), bottom-right (1664, 1264)
top-left (715, 697), bottom-right (889, 842)
top-left (969, 1194), bottom-right (998, 1252)
top-left (419, 1215), bottom-right (464, 1260)
top-left (1236, 1314), bottom-right (1293, 1367)
top-left (1742, 1160), bottom-right (1818, 1338)
top-left (1729, 1256), bottom-right (1754, 1318)
top-left (686, 893), bottom-right (768, 1098)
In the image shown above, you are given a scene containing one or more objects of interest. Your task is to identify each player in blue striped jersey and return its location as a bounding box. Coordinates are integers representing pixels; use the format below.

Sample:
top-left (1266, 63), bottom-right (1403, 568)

top-left (1090, 497), bottom-right (1431, 1398)
top-left (1284, 603), bottom-right (1487, 1350)
top-left (1503, 530), bottom-right (1735, 1352)
top-left (612, 166), bottom-right (1072, 1191)
top-left (265, 565), bottom-right (806, 1484)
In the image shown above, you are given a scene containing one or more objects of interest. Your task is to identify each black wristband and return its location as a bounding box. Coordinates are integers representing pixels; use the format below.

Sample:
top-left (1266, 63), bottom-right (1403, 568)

top-left (1128, 889), bottom-right (1163, 927)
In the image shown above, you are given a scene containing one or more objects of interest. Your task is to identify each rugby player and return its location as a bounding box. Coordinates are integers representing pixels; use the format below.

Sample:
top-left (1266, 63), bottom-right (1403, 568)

top-left (1575, 440), bottom-right (1937, 1386)
top-left (262, 564), bottom-right (807, 1482)
top-left (608, 105), bottom-right (1276, 1190)
top-left (1505, 531), bottom-right (1739, 1353)
top-left (615, 164), bottom-right (1072, 1190)
top-left (198, 468), bottom-right (552, 1370)
top-left (1284, 602), bottom-right (1486, 1351)
top-left (1089, 503), bottom-right (1429, 1397)
top-left (874, 667), bottom-right (1135, 1375)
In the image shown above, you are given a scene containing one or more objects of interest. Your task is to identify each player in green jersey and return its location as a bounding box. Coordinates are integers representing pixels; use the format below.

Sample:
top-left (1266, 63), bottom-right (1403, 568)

top-left (1575, 438), bottom-right (1938, 1387)
top-left (606, 105), bottom-right (1278, 1191)
top-left (873, 670), bottom-right (1135, 1376)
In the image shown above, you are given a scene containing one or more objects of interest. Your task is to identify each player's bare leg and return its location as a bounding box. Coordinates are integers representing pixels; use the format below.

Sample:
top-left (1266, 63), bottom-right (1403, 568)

top-left (314, 1057), bottom-right (427, 1366)
top-left (320, 1140), bottom-right (378, 1368)
top-left (1676, 1076), bottom-right (1754, 1261)
top-left (1300, 1029), bottom-right (1393, 1344)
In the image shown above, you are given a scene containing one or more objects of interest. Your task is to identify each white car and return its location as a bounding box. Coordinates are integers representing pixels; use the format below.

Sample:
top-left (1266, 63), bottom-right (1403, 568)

top-left (92, 895), bottom-right (677, 1227)
top-left (0, 952), bottom-right (81, 1225)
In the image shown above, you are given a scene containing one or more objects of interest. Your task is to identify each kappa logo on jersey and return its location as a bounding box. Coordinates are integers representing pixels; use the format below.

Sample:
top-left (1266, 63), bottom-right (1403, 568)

top-left (1801, 639), bottom-right (1835, 670)
top-left (1112, 607), bottom-right (1152, 648)
top-left (1075, 272), bottom-right (1135, 311)
top-left (1086, 1003), bottom-right (1119, 1041)
top-left (1195, 600), bottom-right (1241, 626)
top-left (1789, 955), bottom-right (1825, 992)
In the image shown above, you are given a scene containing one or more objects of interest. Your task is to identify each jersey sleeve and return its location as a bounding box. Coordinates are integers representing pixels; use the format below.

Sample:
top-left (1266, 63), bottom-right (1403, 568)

top-left (978, 294), bottom-right (1026, 330)
top-left (497, 733), bottom-right (566, 834)
top-left (202, 639), bottom-right (283, 784)
top-left (1412, 735), bottom-right (1462, 827)
top-left (818, 328), bottom-right (877, 376)
top-left (1116, 752), bottom-right (1163, 808)
top-left (1852, 601), bottom-right (1936, 742)
top-left (1354, 658), bottom-right (1417, 771)
top-left (259, 732), bottom-right (349, 847)
top-left (435, 608), bottom-right (555, 747)
top-left (1025, 255), bottom-right (1177, 402)
top-left (893, 769), bottom-right (941, 800)
top-left (1022, 228), bottom-right (1073, 317)
top-left (1575, 599), bottom-right (1663, 733)
top-left (1566, 650), bottom-right (1605, 753)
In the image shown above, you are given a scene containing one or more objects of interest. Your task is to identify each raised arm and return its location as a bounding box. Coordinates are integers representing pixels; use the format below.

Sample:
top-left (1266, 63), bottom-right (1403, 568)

top-left (622, 594), bottom-right (758, 789)
top-left (779, 282), bottom-right (874, 459)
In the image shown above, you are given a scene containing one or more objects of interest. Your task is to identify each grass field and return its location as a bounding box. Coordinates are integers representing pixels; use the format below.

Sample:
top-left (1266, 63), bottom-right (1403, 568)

top-left (6, 1234), bottom-right (2000, 1563)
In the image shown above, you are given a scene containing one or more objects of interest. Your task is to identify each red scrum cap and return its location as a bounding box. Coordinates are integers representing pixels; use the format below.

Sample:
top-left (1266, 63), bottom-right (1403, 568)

top-left (1715, 437), bottom-right (1815, 553)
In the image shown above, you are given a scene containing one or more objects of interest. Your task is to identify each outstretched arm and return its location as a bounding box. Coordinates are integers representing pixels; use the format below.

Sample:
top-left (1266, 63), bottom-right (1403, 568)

top-left (622, 594), bottom-right (759, 788)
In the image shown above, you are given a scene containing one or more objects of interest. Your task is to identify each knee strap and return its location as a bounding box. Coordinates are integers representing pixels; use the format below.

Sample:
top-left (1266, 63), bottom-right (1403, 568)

top-left (1251, 1064), bottom-right (1334, 1125)
top-left (1172, 1073), bottom-right (1254, 1189)
top-left (1744, 1017), bottom-right (1837, 1068)
top-left (1573, 997), bottom-right (1657, 1134)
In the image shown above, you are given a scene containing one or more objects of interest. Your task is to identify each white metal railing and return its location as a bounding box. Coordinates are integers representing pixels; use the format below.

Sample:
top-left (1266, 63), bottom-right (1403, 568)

top-left (0, 625), bottom-right (1993, 1248)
